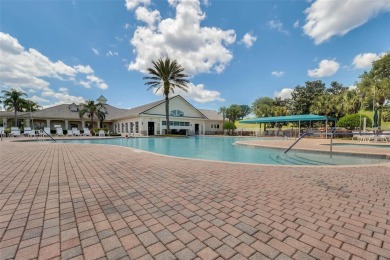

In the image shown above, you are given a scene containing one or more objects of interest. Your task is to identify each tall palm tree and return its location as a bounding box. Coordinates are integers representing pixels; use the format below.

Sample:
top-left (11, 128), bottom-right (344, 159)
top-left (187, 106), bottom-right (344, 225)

top-left (144, 57), bottom-right (189, 134)
top-left (79, 100), bottom-right (106, 129)
top-left (218, 106), bottom-right (227, 134)
top-left (0, 89), bottom-right (28, 127)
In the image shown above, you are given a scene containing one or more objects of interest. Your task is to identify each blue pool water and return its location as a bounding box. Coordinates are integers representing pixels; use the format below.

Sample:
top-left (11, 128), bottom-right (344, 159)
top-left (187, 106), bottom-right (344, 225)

top-left (53, 136), bottom-right (389, 166)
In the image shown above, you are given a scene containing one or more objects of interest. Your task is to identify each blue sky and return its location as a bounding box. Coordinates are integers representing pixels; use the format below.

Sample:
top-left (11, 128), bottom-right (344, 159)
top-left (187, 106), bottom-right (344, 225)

top-left (1, 0), bottom-right (389, 110)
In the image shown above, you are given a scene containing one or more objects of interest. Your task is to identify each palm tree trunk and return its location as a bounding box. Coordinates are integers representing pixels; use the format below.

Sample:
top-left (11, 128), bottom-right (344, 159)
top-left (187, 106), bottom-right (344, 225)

top-left (165, 96), bottom-right (170, 134)
top-left (14, 110), bottom-right (17, 127)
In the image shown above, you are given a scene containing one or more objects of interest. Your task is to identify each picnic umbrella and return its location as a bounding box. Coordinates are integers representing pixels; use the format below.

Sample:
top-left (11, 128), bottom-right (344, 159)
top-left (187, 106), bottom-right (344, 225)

top-left (373, 108), bottom-right (378, 128)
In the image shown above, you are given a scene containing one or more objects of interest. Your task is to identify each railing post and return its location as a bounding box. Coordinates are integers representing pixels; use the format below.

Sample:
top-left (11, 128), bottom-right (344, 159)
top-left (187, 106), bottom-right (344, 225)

top-left (330, 133), bottom-right (333, 159)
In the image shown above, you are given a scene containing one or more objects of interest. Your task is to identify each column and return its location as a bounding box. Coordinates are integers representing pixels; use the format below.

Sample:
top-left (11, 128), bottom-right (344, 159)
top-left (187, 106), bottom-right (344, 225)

top-left (26, 119), bottom-right (30, 127)
top-left (65, 120), bottom-right (69, 130)
top-left (2, 118), bottom-right (7, 128)
top-left (46, 119), bottom-right (51, 129)
top-left (82, 120), bottom-right (85, 130)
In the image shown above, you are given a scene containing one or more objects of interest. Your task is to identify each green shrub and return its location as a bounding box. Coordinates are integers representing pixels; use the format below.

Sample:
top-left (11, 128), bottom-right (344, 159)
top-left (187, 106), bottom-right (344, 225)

top-left (223, 121), bottom-right (236, 134)
top-left (383, 111), bottom-right (390, 122)
top-left (337, 114), bottom-right (372, 130)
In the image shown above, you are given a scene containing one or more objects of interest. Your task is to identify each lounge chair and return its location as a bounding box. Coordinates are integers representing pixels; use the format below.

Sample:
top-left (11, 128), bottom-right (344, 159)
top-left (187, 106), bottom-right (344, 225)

top-left (41, 127), bottom-right (51, 137)
top-left (72, 128), bottom-right (80, 136)
top-left (23, 127), bottom-right (36, 137)
top-left (67, 130), bottom-right (73, 136)
top-left (98, 130), bottom-right (105, 137)
top-left (83, 128), bottom-right (91, 136)
top-left (10, 127), bottom-right (21, 137)
top-left (56, 127), bottom-right (64, 137)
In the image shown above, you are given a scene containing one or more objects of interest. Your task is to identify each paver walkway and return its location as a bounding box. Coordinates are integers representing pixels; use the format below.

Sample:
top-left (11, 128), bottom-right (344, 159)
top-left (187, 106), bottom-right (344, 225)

top-left (0, 141), bottom-right (390, 260)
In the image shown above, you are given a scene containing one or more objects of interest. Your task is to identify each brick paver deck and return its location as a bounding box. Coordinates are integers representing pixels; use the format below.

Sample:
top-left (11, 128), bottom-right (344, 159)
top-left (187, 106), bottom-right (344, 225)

top-left (0, 140), bottom-right (389, 259)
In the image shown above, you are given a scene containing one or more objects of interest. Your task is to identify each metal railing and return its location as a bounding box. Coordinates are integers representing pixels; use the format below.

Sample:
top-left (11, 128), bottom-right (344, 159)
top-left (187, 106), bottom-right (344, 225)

top-left (41, 129), bottom-right (56, 142)
top-left (282, 132), bottom-right (313, 156)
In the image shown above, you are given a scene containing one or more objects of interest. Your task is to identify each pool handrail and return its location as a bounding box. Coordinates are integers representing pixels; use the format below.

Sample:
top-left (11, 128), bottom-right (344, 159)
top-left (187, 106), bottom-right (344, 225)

top-left (282, 132), bottom-right (313, 156)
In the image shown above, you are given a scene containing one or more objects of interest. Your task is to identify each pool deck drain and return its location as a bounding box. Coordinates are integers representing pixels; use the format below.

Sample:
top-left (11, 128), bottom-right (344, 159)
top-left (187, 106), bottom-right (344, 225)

top-left (0, 138), bottom-right (390, 259)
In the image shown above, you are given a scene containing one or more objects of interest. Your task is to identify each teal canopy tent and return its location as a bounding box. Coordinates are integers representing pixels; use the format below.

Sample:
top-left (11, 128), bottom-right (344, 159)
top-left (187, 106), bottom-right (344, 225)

top-left (239, 114), bottom-right (337, 138)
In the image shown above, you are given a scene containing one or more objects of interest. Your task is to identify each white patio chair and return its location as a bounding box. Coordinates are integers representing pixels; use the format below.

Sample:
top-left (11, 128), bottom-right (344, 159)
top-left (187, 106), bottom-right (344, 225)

top-left (72, 128), bottom-right (80, 136)
top-left (10, 127), bottom-right (21, 137)
top-left (23, 127), bottom-right (36, 137)
top-left (41, 127), bottom-right (51, 137)
top-left (67, 130), bottom-right (73, 136)
top-left (83, 128), bottom-right (91, 136)
top-left (98, 130), bottom-right (105, 137)
top-left (351, 132), bottom-right (360, 141)
top-left (56, 127), bottom-right (64, 137)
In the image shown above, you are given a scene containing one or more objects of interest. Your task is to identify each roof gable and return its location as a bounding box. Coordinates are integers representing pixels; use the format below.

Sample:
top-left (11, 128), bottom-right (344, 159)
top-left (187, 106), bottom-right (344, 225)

top-left (142, 96), bottom-right (206, 119)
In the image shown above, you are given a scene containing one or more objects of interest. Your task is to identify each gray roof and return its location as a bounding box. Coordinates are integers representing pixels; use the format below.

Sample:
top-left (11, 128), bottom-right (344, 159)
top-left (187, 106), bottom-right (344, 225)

top-left (111, 99), bottom-right (165, 120)
top-left (198, 109), bottom-right (223, 121)
top-left (0, 96), bottom-right (222, 122)
top-left (0, 111), bottom-right (25, 117)
top-left (26, 104), bottom-right (129, 121)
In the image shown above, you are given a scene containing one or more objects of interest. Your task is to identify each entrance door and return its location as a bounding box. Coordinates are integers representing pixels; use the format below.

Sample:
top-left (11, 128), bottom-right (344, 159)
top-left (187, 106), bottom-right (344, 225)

top-left (148, 122), bottom-right (155, 136)
top-left (195, 124), bottom-right (199, 135)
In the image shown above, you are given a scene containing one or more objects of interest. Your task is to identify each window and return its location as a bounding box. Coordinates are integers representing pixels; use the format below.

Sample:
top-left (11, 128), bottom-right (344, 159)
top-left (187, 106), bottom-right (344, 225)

top-left (170, 110), bottom-right (184, 117)
top-left (69, 103), bottom-right (79, 112)
top-left (125, 123), bottom-right (128, 133)
top-left (130, 122), bottom-right (134, 133)
top-left (135, 122), bottom-right (139, 133)
top-left (217, 124), bottom-right (219, 129)
top-left (121, 123), bottom-right (124, 133)
top-left (162, 121), bottom-right (190, 127)
top-left (211, 125), bottom-right (214, 128)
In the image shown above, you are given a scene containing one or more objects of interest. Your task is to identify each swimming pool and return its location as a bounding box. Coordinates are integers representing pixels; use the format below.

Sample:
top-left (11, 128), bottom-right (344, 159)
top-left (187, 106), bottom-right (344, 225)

top-left (53, 136), bottom-right (389, 166)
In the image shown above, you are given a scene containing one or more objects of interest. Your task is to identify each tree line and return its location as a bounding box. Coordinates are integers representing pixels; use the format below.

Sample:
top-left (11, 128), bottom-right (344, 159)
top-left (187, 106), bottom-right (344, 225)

top-left (220, 52), bottom-right (390, 128)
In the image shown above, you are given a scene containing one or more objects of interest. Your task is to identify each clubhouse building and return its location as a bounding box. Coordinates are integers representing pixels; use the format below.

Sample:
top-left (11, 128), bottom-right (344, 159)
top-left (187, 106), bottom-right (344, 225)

top-left (0, 95), bottom-right (223, 136)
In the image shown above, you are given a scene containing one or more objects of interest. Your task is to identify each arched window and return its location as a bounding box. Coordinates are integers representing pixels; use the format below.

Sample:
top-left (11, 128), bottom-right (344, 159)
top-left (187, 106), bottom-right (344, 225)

top-left (170, 110), bottom-right (184, 117)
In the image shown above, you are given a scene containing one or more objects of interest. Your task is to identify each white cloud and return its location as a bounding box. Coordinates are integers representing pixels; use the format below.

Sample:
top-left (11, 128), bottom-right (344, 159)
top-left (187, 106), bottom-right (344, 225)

top-left (106, 50), bottom-right (119, 57)
top-left (293, 20), bottom-right (299, 28)
top-left (271, 71), bottom-right (284, 77)
top-left (127, 0), bottom-right (236, 75)
top-left (41, 89), bottom-right (85, 106)
top-left (0, 32), bottom-right (108, 106)
top-left (124, 23), bottom-right (131, 29)
top-left (267, 20), bottom-right (289, 35)
top-left (153, 83), bottom-right (224, 103)
top-left (125, 0), bottom-right (150, 10)
top-left (79, 75), bottom-right (108, 90)
top-left (352, 52), bottom-right (383, 69)
top-left (135, 6), bottom-right (161, 29)
top-left (59, 87), bottom-right (68, 92)
top-left (29, 95), bottom-right (50, 103)
top-left (92, 48), bottom-right (99, 55)
top-left (74, 65), bottom-right (94, 74)
top-left (274, 88), bottom-right (293, 99)
top-left (239, 33), bottom-right (257, 48)
top-left (304, 0), bottom-right (390, 44)
top-left (308, 59), bottom-right (340, 77)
